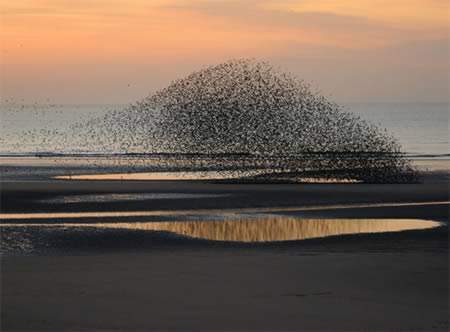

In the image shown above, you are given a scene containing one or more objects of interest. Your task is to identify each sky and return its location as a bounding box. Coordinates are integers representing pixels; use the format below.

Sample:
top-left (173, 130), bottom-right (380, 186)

top-left (1, 0), bottom-right (449, 104)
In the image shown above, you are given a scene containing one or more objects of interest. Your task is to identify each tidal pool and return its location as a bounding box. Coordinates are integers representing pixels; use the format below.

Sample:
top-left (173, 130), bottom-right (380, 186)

top-left (1, 216), bottom-right (440, 243)
top-left (53, 171), bottom-right (361, 183)
top-left (54, 170), bottom-right (262, 181)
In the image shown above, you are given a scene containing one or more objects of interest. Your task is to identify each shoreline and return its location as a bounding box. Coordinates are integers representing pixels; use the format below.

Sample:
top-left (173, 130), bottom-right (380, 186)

top-left (1, 158), bottom-right (448, 331)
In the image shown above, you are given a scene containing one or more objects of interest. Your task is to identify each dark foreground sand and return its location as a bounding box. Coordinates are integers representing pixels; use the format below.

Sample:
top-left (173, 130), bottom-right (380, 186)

top-left (2, 249), bottom-right (448, 331)
top-left (1, 159), bottom-right (449, 331)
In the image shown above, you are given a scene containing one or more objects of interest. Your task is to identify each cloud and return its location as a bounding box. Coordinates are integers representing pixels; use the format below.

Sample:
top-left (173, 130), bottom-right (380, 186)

top-left (268, 37), bottom-right (449, 102)
top-left (1, 0), bottom-right (447, 102)
top-left (264, 0), bottom-right (450, 29)
top-left (159, 0), bottom-right (447, 48)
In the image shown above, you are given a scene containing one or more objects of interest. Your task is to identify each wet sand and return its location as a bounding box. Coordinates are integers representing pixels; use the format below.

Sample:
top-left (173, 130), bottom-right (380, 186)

top-left (2, 250), bottom-right (448, 331)
top-left (1, 158), bottom-right (449, 331)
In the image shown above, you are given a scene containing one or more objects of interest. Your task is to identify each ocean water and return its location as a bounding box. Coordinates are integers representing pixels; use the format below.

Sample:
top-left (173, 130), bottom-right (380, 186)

top-left (344, 102), bottom-right (448, 158)
top-left (0, 102), bottom-right (448, 158)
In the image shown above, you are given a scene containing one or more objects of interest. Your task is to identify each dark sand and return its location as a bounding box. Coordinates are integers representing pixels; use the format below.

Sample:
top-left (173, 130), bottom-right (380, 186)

top-left (1, 159), bottom-right (449, 331)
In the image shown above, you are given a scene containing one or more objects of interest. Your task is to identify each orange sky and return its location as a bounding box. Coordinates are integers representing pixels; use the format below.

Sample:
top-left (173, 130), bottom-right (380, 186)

top-left (1, 0), bottom-right (448, 103)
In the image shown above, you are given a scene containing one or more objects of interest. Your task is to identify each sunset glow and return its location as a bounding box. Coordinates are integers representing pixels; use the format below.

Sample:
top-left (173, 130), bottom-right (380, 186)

top-left (1, 0), bottom-right (448, 103)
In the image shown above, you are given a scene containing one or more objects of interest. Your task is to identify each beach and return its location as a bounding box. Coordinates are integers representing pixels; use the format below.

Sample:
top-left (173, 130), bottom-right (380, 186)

top-left (0, 158), bottom-right (448, 331)
top-left (2, 0), bottom-right (449, 329)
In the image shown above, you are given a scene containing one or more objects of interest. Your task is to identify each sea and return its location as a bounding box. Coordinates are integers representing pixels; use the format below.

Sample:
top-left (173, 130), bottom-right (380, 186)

top-left (0, 102), bottom-right (448, 158)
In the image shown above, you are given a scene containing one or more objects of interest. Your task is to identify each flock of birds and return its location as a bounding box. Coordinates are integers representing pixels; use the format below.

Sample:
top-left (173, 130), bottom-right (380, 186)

top-left (2, 59), bottom-right (417, 182)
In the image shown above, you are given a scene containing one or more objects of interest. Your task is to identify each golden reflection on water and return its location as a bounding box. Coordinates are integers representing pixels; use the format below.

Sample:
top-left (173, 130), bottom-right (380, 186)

top-left (1, 201), bottom-right (448, 220)
top-left (1, 217), bottom-right (440, 242)
top-left (54, 170), bottom-right (264, 181)
top-left (93, 217), bottom-right (438, 242)
top-left (54, 171), bottom-right (361, 182)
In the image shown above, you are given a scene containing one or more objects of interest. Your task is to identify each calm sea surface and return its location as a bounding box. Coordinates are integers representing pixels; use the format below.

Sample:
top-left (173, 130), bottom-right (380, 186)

top-left (345, 102), bottom-right (448, 157)
top-left (1, 102), bottom-right (448, 157)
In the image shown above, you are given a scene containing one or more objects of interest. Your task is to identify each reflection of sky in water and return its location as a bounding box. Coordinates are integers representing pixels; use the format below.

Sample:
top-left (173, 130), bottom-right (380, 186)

top-left (54, 171), bottom-right (361, 182)
top-left (55, 171), bottom-right (263, 181)
top-left (42, 193), bottom-right (228, 204)
top-left (1, 216), bottom-right (440, 247)
top-left (83, 217), bottom-right (439, 242)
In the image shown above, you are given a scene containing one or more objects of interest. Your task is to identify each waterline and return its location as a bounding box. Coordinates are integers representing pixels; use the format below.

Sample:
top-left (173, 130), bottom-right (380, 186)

top-left (1, 201), bottom-right (448, 221)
